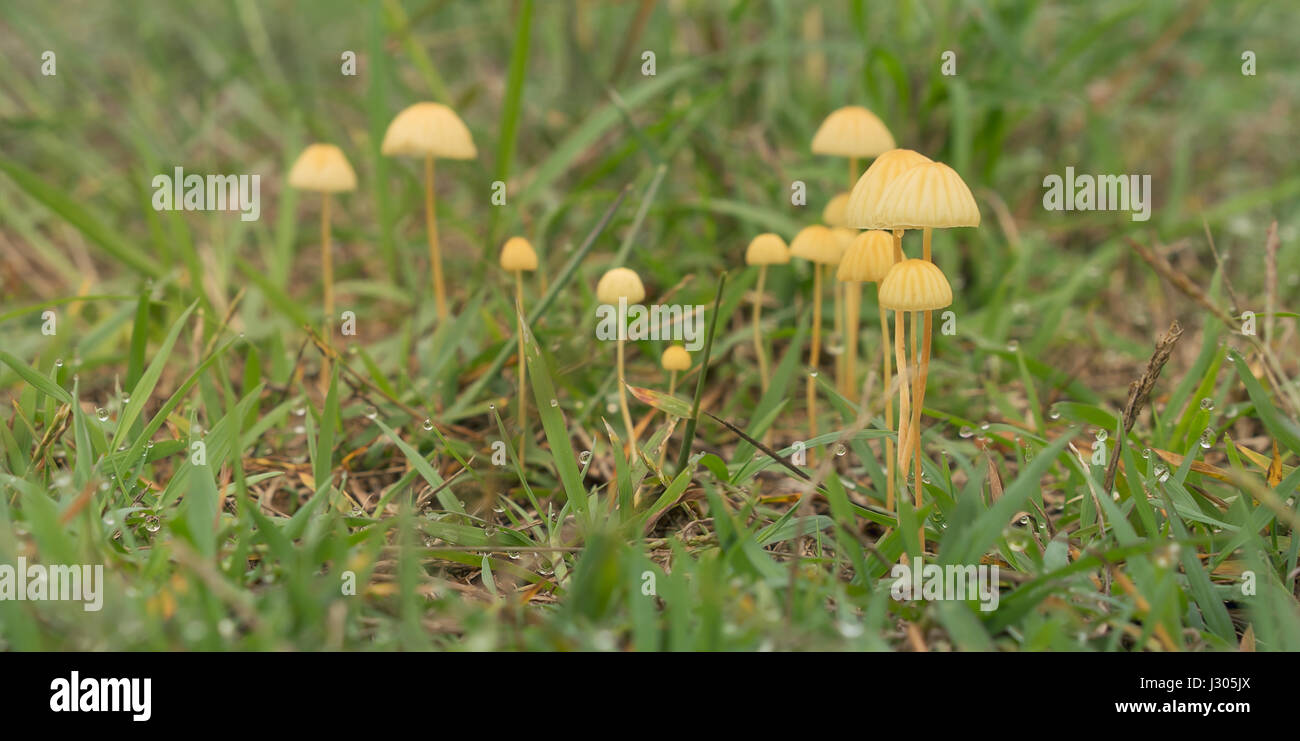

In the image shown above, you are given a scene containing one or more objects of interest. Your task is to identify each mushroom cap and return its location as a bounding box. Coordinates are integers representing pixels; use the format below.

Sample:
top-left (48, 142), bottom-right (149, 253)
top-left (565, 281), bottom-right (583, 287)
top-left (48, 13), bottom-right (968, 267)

top-left (844, 149), bottom-right (932, 229)
top-left (789, 225), bottom-right (844, 265)
top-left (596, 267), bottom-right (646, 304)
top-left (873, 161), bottom-right (980, 229)
top-left (661, 345), bottom-right (691, 372)
top-left (822, 192), bottom-right (851, 228)
top-left (811, 106), bottom-right (896, 158)
top-left (380, 102), bottom-right (477, 160)
top-left (878, 259), bottom-right (953, 312)
top-left (837, 231), bottom-right (897, 283)
top-left (744, 233), bottom-right (790, 266)
top-left (287, 143), bottom-right (357, 193)
top-left (499, 236), bottom-right (538, 271)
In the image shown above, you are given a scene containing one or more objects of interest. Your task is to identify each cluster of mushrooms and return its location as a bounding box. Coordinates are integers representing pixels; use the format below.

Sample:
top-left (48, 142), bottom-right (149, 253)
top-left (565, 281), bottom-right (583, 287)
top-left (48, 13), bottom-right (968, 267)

top-left (283, 101), bottom-right (979, 551)
top-left (746, 106), bottom-right (980, 550)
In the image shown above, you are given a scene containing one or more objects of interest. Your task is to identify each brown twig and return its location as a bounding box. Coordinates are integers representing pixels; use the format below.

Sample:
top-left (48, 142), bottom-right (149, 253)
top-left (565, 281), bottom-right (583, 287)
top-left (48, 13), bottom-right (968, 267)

top-left (1103, 320), bottom-right (1183, 493)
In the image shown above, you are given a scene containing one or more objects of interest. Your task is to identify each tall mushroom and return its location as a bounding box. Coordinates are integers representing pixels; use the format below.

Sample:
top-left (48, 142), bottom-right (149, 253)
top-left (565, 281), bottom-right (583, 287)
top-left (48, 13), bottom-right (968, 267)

top-left (500, 236), bottom-right (538, 465)
top-left (878, 258), bottom-right (953, 553)
top-left (789, 225), bottom-right (845, 456)
top-left (873, 162), bottom-right (979, 491)
top-left (836, 230), bottom-right (899, 508)
top-left (287, 143), bottom-right (357, 383)
top-left (811, 105), bottom-right (896, 190)
top-left (743, 233), bottom-right (790, 392)
top-left (597, 267), bottom-right (647, 450)
top-left (381, 102), bottom-right (478, 320)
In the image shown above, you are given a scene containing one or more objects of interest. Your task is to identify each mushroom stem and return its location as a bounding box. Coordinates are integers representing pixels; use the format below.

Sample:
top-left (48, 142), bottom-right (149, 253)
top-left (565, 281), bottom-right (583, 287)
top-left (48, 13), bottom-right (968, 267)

top-left (753, 264), bottom-right (770, 391)
top-left (910, 227), bottom-right (935, 550)
top-left (515, 270), bottom-right (527, 467)
top-left (320, 192), bottom-right (333, 386)
top-left (849, 157), bottom-right (857, 189)
top-left (878, 295), bottom-right (894, 513)
top-left (617, 337), bottom-right (637, 450)
top-left (911, 309), bottom-right (923, 553)
top-left (424, 155), bottom-right (449, 319)
top-left (893, 308), bottom-right (911, 508)
top-left (834, 274), bottom-right (845, 396)
top-left (844, 282), bottom-right (860, 401)
top-left (807, 263), bottom-right (823, 458)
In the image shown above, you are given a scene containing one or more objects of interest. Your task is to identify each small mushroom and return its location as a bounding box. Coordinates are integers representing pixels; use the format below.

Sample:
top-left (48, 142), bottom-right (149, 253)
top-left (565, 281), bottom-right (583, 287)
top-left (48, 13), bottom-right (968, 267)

top-left (743, 233), bottom-right (790, 392)
top-left (381, 102), bottom-right (478, 320)
top-left (789, 225), bottom-right (845, 453)
top-left (596, 267), bottom-right (647, 450)
top-left (500, 236), bottom-right (539, 465)
top-left (811, 105), bottom-right (896, 188)
top-left (287, 143), bottom-right (357, 383)
top-left (658, 344), bottom-right (692, 470)
top-left (878, 258), bottom-right (953, 553)
top-left (874, 162), bottom-right (979, 507)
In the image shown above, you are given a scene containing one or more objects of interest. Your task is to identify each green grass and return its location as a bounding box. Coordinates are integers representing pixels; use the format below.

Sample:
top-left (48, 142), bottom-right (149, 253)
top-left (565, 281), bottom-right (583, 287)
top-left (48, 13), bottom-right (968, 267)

top-left (0, 0), bottom-right (1298, 650)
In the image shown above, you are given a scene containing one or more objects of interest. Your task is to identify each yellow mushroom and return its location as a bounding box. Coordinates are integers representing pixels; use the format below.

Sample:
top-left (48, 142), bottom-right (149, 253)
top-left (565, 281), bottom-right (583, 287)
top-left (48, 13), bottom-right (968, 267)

top-left (499, 236), bottom-right (539, 465)
top-left (744, 233), bottom-right (790, 392)
top-left (597, 267), bottom-right (647, 450)
top-left (789, 225), bottom-right (844, 455)
top-left (381, 102), bottom-right (478, 320)
top-left (811, 105), bottom-right (896, 188)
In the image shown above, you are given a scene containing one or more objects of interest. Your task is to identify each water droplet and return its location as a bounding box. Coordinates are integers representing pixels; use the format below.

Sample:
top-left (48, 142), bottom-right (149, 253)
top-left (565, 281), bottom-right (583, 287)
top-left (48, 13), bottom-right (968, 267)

top-left (122, 395), bottom-right (131, 405)
top-left (364, 406), bottom-right (378, 420)
top-left (96, 408), bottom-right (109, 421)
top-left (1006, 340), bottom-right (1020, 352)
top-left (294, 407), bottom-right (306, 417)
top-left (422, 419), bottom-right (434, 431)
top-left (1018, 515), bottom-right (1030, 526)
top-left (549, 399), bottom-right (559, 408)
top-left (484, 526), bottom-right (498, 537)
top-left (1154, 464), bottom-right (1170, 483)
top-left (920, 472), bottom-right (931, 484)
top-left (1112, 490), bottom-right (1121, 501)
top-left (145, 440), bottom-right (154, 449)
top-left (507, 551), bottom-right (521, 560)
top-left (959, 426), bottom-right (974, 439)
top-left (144, 515), bottom-right (161, 533)
top-left (54, 359), bottom-right (63, 367)
top-left (1141, 448), bottom-right (1151, 459)
top-left (491, 505), bottom-right (505, 514)
top-left (605, 402), bottom-right (617, 413)
top-left (578, 450), bottom-right (592, 464)
top-left (1199, 429), bottom-right (1215, 449)
top-left (979, 422), bottom-right (991, 431)
top-left (1095, 428), bottom-right (1108, 442)
top-left (1199, 398), bottom-right (1214, 411)
top-left (1048, 407), bottom-right (1061, 420)
top-left (102, 514), bottom-right (116, 526)
top-left (833, 443), bottom-right (847, 457)
top-left (809, 371), bottom-right (819, 378)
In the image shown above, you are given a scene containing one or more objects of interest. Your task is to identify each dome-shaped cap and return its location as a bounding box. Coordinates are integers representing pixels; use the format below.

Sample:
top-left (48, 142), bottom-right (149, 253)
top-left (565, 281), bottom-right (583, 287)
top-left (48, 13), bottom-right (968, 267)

top-left (837, 231), bottom-right (897, 283)
top-left (878, 259), bottom-right (953, 312)
top-left (661, 345), bottom-right (691, 372)
top-left (596, 267), bottom-right (646, 304)
top-left (744, 233), bottom-right (790, 266)
top-left (287, 144), bottom-right (357, 193)
top-left (811, 106), bottom-right (895, 158)
top-left (789, 225), bottom-right (843, 265)
top-left (499, 237), bottom-right (538, 271)
top-left (873, 162), bottom-right (980, 229)
top-left (822, 192), bottom-right (851, 228)
top-left (844, 149), bottom-right (932, 228)
top-left (380, 102), bottom-right (477, 160)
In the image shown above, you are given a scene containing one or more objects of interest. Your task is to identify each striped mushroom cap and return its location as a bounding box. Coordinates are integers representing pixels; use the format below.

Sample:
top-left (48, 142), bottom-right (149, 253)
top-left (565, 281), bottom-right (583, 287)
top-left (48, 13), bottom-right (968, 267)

top-left (380, 102), bottom-right (477, 160)
top-left (844, 148), bottom-right (932, 229)
top-left (837, 231), bottom-right (897, 283)
top-left (789, 225), bottom-right (844, 265)
top-left (822, 192), bottom-right (851, 228)
top-left (287, 144), bottom-right (357, 193)
top-left (878, 259), bottom-right (953, 312)
top-left (873, 161), bottom-right (980, 230)
top-left (811, 106), bottom-right (895, 159)
top-left (744, 233), bottom-right (790, 266)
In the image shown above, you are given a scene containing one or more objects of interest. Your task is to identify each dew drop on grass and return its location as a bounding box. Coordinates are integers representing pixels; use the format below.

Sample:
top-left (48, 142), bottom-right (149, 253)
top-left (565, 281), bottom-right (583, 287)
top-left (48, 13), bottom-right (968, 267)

top-left (979, 422), bottom-right (991, 431)
top-left (422, 419), bottom-right (434, 431)
top-left (1112, 490), bottom-right (1121, 501)
top-left (491, 505), bottom-right (505, 514)
top-left (364, 406), bottom-right (378, 419)
top-left (1141, 448), bottom-right (1151, 459)
top-left (1199, 398), bottom-right (1214, 411)
top-left (833, 443), bottom-right (847, 457)
top-left (96, 408), bottom-right (109, 421)
top-left (920, 472), bottom-right (931, 484)
top-left (549, 399), bottom-right (559, 408)
top-left (144, 516), bottom-right (161, 533)
top-left (958, 426), bottom-right (974, 439)
top-left (1094, 428), bottom-right (1108, 442)
top-left (1048, 407), bottom-right (1061, 420)
top-left (605, 402), bottom-right (617, 413)
top-left (578, 450), bottom-right (592, 464)
top-left (145, 441), bottom-right (154, 449)
top-left (1199, 429), bottom-right (1215, 449)
top-left (809, 371), bottom-right (819, 378)
top-left (294, 407), bottom-right (306, 417)
top-left (1006, 340), bottom-right (1019, 352)
top-left (55, 359), bottom-right (63, 367)
top-left (1154, 464), bottom-right (1170, 483)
